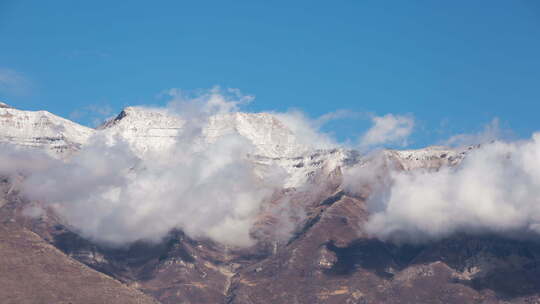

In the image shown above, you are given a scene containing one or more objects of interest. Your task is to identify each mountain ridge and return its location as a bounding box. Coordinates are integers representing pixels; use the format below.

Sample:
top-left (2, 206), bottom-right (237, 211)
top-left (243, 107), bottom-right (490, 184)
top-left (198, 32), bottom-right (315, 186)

top-left (3, 103), bottom-right (538, 304)
top-left (0, 103), bottom-right (466, 180)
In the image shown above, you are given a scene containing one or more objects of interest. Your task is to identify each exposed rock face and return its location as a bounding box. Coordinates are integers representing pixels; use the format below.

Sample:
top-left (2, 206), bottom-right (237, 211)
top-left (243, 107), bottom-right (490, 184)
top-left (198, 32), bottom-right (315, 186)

top-left (1, 104), bottom-right (540, 303)
top-left (0, 181), bottom-right (158, 304)
top-left (0, 225), bottom-right (160, 304)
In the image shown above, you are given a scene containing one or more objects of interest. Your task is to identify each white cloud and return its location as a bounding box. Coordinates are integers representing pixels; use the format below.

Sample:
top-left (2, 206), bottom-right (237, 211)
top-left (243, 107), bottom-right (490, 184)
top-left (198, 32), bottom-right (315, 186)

top-left (0, 68), bottom-right (31, 96)
top-left (165, 86), bottom-right (254, 115)
top-left (359, 114), bottom-right (415, 147)
top-left (272, 110), bottom-right (339, 150)
top-left (0, 85), bottom-right (441, 249)
top-left (363, 133), bottom-right (540, 243)
top-left (443, 118), bottom-right (504, 147)
top-left (4, 88), bottom-right (283, 247)
top-left (314, 109), bottom-right (358, 127)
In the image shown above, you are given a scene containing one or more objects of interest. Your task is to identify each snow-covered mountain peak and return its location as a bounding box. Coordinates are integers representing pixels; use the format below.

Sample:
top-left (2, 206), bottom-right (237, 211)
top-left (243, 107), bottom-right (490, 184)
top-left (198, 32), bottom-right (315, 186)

top-left (99, 106), bottom-right (179, 130)
top-left (0, 102), bottom-right (12, 108)
top-left (0, 104), bottom-right (471, 189)
top-left (205, 112), bottom-right (307, 157)
top-left (100, 106), bottom-right (308, 158)
top-left (0, 105), bottom-right (95, 155)
top-left (383, 145), bottom-right (468, 170)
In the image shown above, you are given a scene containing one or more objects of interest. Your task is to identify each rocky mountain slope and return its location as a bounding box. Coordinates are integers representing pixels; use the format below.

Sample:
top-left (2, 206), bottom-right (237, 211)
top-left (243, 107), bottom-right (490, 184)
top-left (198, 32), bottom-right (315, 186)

top-left (1, 102), bottom-right (540, 304)
top-left (0, 180), bottom-right (159, 304)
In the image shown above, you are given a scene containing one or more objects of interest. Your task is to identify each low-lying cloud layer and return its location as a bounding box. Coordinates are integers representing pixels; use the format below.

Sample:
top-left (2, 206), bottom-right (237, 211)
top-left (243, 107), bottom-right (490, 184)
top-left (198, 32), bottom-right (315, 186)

top-left (364, 133), bottom-right (540, 243)
top-left (10, 84), bottom-right (535, 247)
top-left (1, 86), bottom-right (420, 247)
top-left (3, 88), bottom-right (283, 247)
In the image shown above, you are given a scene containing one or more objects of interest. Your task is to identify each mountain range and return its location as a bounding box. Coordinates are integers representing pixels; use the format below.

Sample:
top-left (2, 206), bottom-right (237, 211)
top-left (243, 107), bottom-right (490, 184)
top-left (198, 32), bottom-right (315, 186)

top-left (1, 101), bottom-right (540, 304)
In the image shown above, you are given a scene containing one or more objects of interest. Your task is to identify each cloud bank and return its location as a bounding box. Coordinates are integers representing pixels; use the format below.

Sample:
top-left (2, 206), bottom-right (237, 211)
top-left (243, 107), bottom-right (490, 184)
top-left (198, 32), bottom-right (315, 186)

top-left (4, 88), bottom-right (283, 247)
top-left (0, 85), bottom-right (420, 247)
top-left (364, 133), bottom-right (540, 243)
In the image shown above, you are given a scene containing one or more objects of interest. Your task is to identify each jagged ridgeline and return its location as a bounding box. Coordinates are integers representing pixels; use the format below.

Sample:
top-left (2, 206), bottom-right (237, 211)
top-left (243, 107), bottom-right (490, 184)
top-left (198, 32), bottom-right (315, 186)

top-left (2, 103), bottom-right (540, 304)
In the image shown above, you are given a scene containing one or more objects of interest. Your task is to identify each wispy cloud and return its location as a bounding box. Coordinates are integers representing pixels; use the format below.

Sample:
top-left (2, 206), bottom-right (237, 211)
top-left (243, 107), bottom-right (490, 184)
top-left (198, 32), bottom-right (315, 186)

top-left (314, 109), bottom-right (360, 127)
top-left (359, 113), bottom-right (415, 148)
top-left (442, 118), bottom-right (509, 147)
top-left (0, 68), bottom-right (31, 96)
top-left (70, 104), bottom-right (116, 127)
top-left (272, 109), bottom-right (340, 150)
top-left (271, 110), bottom-right (416, 151)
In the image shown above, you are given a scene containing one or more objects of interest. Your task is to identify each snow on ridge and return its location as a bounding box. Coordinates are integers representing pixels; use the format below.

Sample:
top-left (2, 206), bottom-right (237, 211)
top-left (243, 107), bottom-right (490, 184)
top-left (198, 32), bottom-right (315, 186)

top-left (99, 106), bottom-right (308, 158)
top-left (0, 104), bottom-right (310, 159)
top-left (383, 145), bottom-right (469, 171)
top-left (0, 104), bottom-right (470, 188)
top-left (0, 105), bottom-right (95, 156)
top-left (205, 112), bottom-right (308, 158)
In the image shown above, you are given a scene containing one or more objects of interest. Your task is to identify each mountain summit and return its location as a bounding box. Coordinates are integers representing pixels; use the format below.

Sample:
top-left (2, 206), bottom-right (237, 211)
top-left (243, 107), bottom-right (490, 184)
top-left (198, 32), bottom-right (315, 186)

top-left (1, 104), bottom-right (539, 304)
top-left (0, 104), bottom-right (94, 155)
top-left (98, 106), bottom-right (308, 158)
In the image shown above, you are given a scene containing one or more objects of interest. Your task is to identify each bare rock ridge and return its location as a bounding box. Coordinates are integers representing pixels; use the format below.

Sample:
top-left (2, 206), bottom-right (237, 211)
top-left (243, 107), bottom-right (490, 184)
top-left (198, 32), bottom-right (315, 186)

top-left (0, 178), bottom-right (158, 304)
top-left (1, 103), bottom-right (540, 304)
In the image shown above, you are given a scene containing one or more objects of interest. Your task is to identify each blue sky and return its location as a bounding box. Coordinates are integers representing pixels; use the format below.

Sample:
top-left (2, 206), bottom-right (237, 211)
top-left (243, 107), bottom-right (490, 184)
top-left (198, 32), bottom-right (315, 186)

top-left (1, 1), bottom-right (539, 147)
